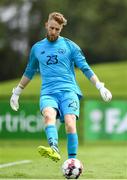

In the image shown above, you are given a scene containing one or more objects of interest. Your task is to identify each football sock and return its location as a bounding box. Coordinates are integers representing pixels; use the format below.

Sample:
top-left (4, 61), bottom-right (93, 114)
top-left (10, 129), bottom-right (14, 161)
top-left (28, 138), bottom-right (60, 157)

top-left (45, 125), bottom-right (59, 152)
top-left (67, 133), bottom-right (78, 159)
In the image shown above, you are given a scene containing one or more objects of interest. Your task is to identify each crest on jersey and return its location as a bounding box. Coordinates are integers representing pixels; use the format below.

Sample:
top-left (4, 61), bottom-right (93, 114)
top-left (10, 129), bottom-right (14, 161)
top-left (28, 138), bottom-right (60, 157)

top-left (58, 48), bottom-right (66, 54)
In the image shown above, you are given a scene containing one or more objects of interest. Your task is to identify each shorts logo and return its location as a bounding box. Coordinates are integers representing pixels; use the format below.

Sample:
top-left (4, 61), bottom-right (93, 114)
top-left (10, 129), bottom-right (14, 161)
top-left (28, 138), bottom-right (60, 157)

top-left (68, 100), bottom-right (78, 111)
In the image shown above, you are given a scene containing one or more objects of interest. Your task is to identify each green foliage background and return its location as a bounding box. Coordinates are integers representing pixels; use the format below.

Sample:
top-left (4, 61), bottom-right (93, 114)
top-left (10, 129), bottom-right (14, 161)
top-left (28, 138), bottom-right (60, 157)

top-left (0, 0), bottom-right (127, 81)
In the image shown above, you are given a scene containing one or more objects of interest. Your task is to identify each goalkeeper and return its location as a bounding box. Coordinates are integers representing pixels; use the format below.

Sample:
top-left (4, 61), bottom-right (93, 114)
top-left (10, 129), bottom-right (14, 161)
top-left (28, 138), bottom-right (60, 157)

top-left (10, 12), bottom-right (112, 162)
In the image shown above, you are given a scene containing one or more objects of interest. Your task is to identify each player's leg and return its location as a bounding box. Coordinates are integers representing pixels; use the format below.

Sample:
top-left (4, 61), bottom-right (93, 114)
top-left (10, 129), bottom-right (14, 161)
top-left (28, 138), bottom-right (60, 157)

top-left (38, 95), bottom-right (60, 162)
top-left (60, 91), bottom-right (80, 159)
top-left (65, 114), bottom-right (78, 159)
top-left (43, 107), bottom-right (59, 151)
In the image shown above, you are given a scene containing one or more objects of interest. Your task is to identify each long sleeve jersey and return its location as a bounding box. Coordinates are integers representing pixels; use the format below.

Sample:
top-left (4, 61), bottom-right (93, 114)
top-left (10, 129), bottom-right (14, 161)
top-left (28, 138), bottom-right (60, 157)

top-left (24, 36), bottom-right (94, 98)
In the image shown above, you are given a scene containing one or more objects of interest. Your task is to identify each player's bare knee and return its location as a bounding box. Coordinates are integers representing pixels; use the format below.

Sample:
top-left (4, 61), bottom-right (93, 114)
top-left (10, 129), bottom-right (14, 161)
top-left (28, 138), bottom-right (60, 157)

top-left (65, 124), bottom-right (76, 133)
top-left (65, 114), bottom-right (77, 133)
top-left (42, 107), bottom-right (57, 125)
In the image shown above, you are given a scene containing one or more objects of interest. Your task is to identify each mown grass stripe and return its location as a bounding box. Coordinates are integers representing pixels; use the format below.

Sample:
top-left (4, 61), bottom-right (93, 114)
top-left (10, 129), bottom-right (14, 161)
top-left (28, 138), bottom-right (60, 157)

top-left (0, 160), bottom-right (32, 168)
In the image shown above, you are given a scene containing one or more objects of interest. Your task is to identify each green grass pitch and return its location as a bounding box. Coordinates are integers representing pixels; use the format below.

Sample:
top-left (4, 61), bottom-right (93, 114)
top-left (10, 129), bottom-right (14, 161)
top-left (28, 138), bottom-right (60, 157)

top-left (0, 140), bottom-right (127, 179)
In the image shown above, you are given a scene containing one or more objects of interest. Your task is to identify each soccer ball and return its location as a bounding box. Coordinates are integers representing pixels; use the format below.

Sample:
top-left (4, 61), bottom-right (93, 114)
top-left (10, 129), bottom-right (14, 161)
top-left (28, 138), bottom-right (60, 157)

top-left (62, 158), bottom-right (83, 179)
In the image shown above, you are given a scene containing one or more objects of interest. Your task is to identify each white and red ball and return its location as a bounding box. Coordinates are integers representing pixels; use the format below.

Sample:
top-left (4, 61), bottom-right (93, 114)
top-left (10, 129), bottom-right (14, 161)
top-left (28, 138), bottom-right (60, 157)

top-left (62, 158), bottom-right (83, 179)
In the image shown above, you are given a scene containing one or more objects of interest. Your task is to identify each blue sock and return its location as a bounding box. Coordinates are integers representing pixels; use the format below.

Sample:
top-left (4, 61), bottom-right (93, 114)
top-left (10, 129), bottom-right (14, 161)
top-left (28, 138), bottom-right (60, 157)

top-left (45, 125), bottom-right (58, 149)
top-left (67, 133), bottom-right (78, 159)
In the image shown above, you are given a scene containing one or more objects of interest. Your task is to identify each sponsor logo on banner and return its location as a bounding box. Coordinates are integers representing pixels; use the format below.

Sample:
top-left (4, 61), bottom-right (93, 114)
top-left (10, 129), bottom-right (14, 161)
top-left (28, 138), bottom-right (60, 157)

top-left (0, 100), bottom-right (62, 139)
top-left (84, 100), bottom-right (127, 140)
top-left (0, 111), bottom-right (61, 133)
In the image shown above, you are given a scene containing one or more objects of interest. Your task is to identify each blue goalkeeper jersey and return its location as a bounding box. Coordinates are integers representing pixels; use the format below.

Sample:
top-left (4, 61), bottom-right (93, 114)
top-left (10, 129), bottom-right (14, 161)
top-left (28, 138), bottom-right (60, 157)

top-left (24, 36), bottom-right (94, 98)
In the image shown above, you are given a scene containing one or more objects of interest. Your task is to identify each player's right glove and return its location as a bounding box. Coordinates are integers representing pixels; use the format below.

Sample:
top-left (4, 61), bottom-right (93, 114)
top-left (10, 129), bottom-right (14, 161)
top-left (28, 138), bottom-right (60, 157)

top-left (96, 82), bottom-right (112, 102)
top-left (10, 86), bottom-right (23, 111)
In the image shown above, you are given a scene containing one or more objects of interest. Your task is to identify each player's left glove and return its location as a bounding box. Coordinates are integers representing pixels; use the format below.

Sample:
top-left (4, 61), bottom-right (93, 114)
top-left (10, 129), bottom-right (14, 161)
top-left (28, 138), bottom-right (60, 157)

top-left (10, 86), bottom-right (23, 111)
top-left (96, 82), bottom-right (112, 102)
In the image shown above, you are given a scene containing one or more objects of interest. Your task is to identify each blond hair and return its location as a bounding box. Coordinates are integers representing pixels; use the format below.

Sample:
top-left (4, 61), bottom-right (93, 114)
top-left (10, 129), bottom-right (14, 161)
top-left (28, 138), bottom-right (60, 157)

top-left (48, 12), bottom-right (67, 26)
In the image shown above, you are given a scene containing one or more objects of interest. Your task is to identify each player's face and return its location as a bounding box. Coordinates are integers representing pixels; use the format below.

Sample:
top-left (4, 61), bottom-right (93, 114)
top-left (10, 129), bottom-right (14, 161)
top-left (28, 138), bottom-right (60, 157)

top-left (45, 20), bottom-right (63, 41)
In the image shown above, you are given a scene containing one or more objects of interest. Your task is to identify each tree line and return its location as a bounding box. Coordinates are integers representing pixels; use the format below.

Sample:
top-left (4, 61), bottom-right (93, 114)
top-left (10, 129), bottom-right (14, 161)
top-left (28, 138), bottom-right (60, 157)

top-left (0, 0), bottom-right (127, 81)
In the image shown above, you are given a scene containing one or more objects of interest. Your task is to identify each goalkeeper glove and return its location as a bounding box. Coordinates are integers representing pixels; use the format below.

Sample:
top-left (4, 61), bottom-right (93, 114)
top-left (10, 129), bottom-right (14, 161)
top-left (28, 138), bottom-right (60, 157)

top-left (96, 82), bottom-right (112, 102)
top-left (10, 86), bottom-right (23, 111)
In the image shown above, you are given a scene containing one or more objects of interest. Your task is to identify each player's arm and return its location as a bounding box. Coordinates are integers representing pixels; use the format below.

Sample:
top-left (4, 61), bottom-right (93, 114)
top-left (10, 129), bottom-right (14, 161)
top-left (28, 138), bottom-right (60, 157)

top-left (90, 74), bottom-right (112, 102)
top-left (10, 45), bottom-right (39, 111)
top-left (73, 45), bottom-right (112, 102)
top-left (10, 75), bottom-right (31, 111)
